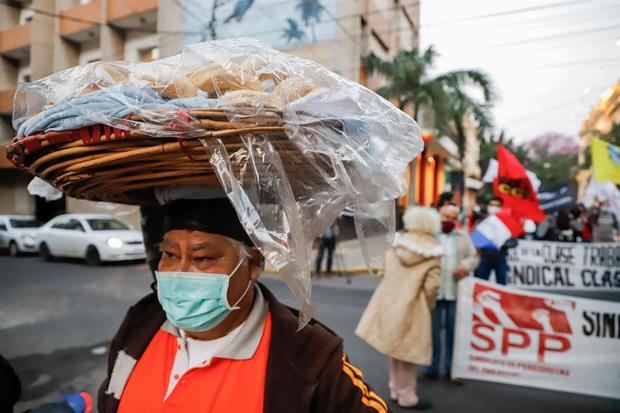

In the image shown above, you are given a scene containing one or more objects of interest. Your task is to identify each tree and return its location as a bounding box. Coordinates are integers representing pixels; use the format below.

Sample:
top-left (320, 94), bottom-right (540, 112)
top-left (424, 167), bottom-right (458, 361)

top-left (296, 0), bottom-right (325, 42)
top-left (527, 132), bottom-right (578, 157)
top-left (362, 46), bottom-right (494, 143)
top-left (362, 47), bottom-right (446, 120)
top-left (282, 18), bottom-right (306, 43)
top-left (442, 71), bottom-right (494, 162)
top-left (224, 0), bottom-right (256, 23)
top-left (479, 132), bottom-right (579, 190)
top-left (526, 133), bottom-right (578, 188)
top-left (478, 131), bottom-right (529, 177)
top-left (527, 151), bottom-right (578, 189)
top-left (201, 0), bottom-right (255, 40)
top-left (363, 47), bottom-right (496, 201)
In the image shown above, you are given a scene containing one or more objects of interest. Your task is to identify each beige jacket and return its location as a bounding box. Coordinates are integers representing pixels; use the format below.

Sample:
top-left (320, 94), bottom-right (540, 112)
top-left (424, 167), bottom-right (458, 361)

top-left (355, 230), bottom-right (441, 365)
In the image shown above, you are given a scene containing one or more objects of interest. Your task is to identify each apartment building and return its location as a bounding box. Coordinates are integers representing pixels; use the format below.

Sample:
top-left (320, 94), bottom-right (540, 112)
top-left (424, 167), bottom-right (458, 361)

top-left (0, 0), bottom-right (419, 218)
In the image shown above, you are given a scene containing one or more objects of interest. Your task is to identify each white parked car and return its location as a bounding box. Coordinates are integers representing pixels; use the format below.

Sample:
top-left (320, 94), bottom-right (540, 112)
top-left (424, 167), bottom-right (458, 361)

top-left (0, 215), bottom-right (42, 256)
top-left (37, 214), bottom-right (146, 265)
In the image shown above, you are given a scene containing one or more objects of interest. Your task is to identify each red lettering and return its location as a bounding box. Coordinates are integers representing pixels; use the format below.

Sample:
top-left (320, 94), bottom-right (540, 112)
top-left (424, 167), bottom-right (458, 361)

top-left (472, 324), bottom-right (495, 352)
top-left (537, 333), bottom-right (571, 362)
top-left (501, 328), bottom-right (531, 356)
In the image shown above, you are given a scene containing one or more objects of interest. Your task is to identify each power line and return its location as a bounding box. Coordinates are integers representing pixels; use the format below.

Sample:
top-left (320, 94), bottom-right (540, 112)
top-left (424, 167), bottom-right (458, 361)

top-left (2, 0), bottom-right (615, 56)
top-left (170, 0), bottom-right (204, 27)
top-left (485, 24), bottom-right (620, 48)
top-left (3, 0), bottom-right (607, 41)
top-left (478, 2), bottom-right (620, 30)
top-left (530, 56), bottom-right (620, 70)
top-left (422, 0), bottom-right (598, 27)
top-left (3, 0), bottom-right (617, 78)
top-left (504, 83), bottom-right (611, 124)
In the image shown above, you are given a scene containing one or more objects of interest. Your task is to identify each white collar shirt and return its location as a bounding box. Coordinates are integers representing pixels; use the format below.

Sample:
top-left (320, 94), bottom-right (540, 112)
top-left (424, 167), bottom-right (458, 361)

top-left (160, 286), bottom-right (268, 400)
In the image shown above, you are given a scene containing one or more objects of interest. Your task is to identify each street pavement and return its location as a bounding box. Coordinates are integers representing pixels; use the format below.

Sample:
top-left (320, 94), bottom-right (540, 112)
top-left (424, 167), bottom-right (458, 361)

top-left (1, 255), bottom-right (618, 412)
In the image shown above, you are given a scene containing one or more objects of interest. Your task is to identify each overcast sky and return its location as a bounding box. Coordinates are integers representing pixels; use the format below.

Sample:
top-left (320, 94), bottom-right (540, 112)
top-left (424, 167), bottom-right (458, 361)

top-left (420, 0), bottom-right (620, 143)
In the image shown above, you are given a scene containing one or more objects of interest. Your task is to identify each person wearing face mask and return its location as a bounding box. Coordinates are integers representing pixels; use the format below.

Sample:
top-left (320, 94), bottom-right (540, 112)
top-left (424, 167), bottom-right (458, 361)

top-left (589, 196), bottom-right (619, 242)
top-left (356, 207), bottom-right (442, 410)
top-left (424, 205), bottom-right (479, 384)
top-left (474, 197), bottom-right (516, 285)
top-left (485, 197), bottom-right (502, 216)
top-left (98, 197), bottom-right (387, 413)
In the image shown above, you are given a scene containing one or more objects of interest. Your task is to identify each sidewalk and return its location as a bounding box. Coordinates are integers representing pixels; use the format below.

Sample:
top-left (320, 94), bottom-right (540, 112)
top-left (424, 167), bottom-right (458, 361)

top-left (265, 238), bottom-right (383, 275)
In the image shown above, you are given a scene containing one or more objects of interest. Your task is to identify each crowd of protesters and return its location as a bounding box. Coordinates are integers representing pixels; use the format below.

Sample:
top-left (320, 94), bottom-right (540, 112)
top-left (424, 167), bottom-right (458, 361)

top-left (535, 197), bottom-right (619, 242)
top-left (355, 189), bottom-right (619, 410)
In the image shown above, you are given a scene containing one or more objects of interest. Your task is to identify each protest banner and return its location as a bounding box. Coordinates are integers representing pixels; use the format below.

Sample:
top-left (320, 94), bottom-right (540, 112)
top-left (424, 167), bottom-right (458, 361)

top-left (453, 278), bottom-right (620, 399)
top-left (507, 240), bottom-right (620, 290)
top-left (537, 185), bottom-right (576, 212)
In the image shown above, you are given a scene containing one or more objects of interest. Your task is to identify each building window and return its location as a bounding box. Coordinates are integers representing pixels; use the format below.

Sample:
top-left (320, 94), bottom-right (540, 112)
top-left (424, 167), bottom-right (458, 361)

top-left (138, 47), bottom-right (160, 62)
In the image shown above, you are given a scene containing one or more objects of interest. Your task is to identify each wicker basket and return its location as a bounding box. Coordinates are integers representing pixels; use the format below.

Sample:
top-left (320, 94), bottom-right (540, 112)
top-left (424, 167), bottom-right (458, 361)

top-left (7, 107), bottom-right (332, 205)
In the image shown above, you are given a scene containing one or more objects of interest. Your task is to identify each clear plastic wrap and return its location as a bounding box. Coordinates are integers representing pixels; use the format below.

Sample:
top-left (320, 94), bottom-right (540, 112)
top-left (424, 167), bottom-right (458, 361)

top-left (9, 38), bottom-right (423, 325)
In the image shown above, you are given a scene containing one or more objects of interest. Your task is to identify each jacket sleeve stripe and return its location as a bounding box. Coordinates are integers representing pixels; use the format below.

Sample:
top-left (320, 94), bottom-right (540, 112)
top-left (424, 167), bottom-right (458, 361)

top-left (342, 364), bottom-right (387, 412)
top-left (343, 357), bottom-right (364, 379)
top-left (342, 354), bottom-right (387, 410)
top-left (342, 362), bottom-right (388, 412)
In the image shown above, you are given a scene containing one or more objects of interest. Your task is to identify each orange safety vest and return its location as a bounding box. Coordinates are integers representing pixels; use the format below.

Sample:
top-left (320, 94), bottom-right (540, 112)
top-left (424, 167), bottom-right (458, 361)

top-left (118, 313), bottom-right (272, 413)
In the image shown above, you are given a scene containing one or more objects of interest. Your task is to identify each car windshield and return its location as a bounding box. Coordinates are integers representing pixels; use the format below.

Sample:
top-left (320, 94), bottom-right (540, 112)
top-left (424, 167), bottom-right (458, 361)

top-left (86, 219), bottom-right (130, 231)
top-left (9, 219), bottom-right (41, 228)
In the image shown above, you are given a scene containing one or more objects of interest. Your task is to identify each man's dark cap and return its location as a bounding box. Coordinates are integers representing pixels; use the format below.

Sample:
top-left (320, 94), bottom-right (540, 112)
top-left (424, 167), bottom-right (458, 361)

top-left (162, 198), bottom-right (253, 246)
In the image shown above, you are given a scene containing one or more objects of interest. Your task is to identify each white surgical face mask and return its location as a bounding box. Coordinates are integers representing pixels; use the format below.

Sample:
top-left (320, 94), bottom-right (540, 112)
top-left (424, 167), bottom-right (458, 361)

top-left (488, 206), bottom-right (501, 215)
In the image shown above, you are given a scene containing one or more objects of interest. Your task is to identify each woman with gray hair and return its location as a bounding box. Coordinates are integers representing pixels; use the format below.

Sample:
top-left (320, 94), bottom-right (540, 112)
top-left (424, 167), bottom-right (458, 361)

top-left (356, 207), bottom-right (442, 410)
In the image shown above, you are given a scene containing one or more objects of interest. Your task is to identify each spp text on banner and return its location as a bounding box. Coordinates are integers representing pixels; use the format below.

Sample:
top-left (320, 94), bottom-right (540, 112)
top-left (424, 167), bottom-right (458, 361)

top-left (452, 278), bottom-right (620, 399)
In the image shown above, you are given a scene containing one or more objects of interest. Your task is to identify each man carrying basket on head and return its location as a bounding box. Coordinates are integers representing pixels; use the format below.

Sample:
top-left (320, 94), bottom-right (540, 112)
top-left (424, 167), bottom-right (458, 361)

top-left (7, 39), bottom-right (425, 413)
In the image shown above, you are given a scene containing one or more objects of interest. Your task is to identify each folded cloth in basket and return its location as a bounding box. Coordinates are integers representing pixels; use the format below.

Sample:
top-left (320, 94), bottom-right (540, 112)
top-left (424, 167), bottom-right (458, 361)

top-left (17, 85), bottom-right (217, 137)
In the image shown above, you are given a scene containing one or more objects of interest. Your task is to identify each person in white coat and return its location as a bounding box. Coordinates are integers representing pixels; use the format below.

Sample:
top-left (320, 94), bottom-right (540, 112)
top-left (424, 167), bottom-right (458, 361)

top-left (356, 207), bottom-right (442, 410)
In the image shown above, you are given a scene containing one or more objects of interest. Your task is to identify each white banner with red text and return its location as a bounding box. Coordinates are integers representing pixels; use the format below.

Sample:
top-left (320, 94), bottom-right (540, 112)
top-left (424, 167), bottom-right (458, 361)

top-left (452, 278), bottom-right (620, 399)
top-left (507, 240), bottom-right (620, 290)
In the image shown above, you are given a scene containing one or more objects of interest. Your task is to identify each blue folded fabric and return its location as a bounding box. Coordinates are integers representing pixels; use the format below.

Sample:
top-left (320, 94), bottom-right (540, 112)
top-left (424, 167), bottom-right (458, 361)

top-left (17, 85), bottom-right (217, 137)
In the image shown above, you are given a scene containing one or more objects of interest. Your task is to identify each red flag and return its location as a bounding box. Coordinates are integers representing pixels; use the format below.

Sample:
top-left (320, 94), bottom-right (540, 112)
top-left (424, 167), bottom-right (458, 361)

top-left (493, 145), bottom-right (545, 223)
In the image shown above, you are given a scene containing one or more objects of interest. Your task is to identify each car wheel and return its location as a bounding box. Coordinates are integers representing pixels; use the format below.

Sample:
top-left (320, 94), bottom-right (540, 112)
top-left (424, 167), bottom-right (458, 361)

top-left (85, 246), bottom-right (101, 266)
top-left (40, 242), bottom-right (53, 261)
top-left (8, 241), bottom-right (19, 257)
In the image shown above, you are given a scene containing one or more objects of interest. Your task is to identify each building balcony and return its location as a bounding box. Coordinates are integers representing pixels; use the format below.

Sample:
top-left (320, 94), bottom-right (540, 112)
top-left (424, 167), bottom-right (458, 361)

top-left (108, 0), bottom-right (158, 30)
top-left (60, 2), bottom-right (101, 43)
top-left (108, 0), bottom-right (158, 21)
top-left (0, 23), bottom-right (32, 60)
top-left (0, 89), bottom-right (15, 115)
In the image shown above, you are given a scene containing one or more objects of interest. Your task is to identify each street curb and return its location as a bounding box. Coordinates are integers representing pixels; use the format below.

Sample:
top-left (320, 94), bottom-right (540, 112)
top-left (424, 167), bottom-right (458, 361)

top-left (264, 267), bottom-right (383, 275)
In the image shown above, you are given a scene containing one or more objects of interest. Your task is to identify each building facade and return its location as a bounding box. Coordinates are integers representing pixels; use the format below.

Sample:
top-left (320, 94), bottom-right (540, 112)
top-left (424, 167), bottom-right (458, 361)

top-left (0, 0), bottom-right (419, 220)
top-left (576, 80), bottom-right (620, 201)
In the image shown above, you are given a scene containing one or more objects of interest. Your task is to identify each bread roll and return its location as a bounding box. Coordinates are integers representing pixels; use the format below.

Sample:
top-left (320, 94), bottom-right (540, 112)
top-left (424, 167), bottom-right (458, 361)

top-left (189, 63), bottom-right (262, 96)
top-left (160, 76), bottom-right (199, 99)
top-left (94, 63), bottom-right (130, 84)
top-left (219, 89), bottom-right (283, 108)
top-left (273, 77), bottom-right (315, 103)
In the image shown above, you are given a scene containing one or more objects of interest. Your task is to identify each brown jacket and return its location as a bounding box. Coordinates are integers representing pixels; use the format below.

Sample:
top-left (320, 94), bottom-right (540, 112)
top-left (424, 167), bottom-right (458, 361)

top-left (355, 231), bottom-right (441, 365)
top-left (98, 283), bottom-right (389, 413)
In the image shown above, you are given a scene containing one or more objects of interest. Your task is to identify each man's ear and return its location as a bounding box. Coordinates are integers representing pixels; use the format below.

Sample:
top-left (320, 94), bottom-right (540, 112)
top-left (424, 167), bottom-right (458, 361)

top-left (249, 248), bottom-right (263, 281)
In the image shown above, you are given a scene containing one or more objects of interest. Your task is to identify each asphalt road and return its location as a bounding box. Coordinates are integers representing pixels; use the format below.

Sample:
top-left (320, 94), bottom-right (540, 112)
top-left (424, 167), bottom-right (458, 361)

top-left (1, 255), bottom-right (618, 412)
